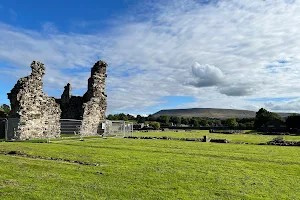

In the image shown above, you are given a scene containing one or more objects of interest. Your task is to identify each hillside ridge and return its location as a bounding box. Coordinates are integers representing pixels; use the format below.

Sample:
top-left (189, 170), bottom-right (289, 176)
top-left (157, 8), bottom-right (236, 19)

top-left (152, 108), bottom-right (293, 119)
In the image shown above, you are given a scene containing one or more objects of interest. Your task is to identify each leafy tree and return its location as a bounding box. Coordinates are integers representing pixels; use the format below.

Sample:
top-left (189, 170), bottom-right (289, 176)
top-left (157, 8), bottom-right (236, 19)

top-left (190, 118), bottom-right (199, 127)
top-left (106, 113), bottom-right (135, 121)
top-left (136, 115), bottom-right (146, 123)
top-left (149, 122), bottom-right (160, 130)
top-left (181, 117), bottom-right (188, 125)
top-left (286, 115), bottom-right (300, 129)
top-left (170, 116), bottom-right (181, 126)
top-left (213, 120), bottom-right (222, 127)
top-left (0, 104), bottom-right (10, 114)
top-left (146, 114), bottom-right (156, 122)
top-left (117, 113), bottom-right (128, 121)
top-left (224, 118), bottom-right (238, 128)
top-left (157, 116), bottom-right (170, 126)
top-left (244, 121), bottom-right (254, 128)
top-left (207, 120), bottom-right (216, 127)
top-left (199, 118), bottom-right (209, 126)
top-left (107, 114), bottom-right (116, 120)
top-left (254, 108), bottom-right (283, 128)
top-left (126, 114), bottom-right (135, 120)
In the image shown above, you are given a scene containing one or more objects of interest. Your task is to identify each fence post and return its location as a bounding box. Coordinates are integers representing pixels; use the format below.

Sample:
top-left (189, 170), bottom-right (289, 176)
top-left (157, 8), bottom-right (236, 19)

top-left (131, 122), bottom-right (133, 137)
top-left (5, 118), bottom-right (8, 140)
top-left (123, 121), bottom-right (125, 137)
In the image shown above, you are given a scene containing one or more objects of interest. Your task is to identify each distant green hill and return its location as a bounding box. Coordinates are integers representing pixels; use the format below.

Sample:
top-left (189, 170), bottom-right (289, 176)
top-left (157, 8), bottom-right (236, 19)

top-left (152, 108), bottom-right (293, 119)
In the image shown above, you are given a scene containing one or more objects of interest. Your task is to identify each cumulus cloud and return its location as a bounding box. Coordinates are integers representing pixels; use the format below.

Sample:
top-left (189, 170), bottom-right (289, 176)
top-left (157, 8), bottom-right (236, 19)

top-left (265, 99), bottom-right (300, 113)
top-left (1, 0), bottom-right (300, 113)
top-left (219, 85), bottom-right (255, 97)
top-left (187, 62), bottom-right (258, 96)
top-left (189, 62), bottom-right (224, 87)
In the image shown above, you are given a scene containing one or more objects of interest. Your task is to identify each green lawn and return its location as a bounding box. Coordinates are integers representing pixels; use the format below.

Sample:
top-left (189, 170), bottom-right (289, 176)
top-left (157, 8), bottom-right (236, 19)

top-left (1, 137), bottom-right (300, 199)
top-left (133, 130), bottom-right (300, 144)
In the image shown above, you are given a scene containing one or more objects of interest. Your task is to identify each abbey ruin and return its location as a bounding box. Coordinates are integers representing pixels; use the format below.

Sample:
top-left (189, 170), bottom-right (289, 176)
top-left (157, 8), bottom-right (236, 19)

top-left (7, 60), bottom-right (108, 140)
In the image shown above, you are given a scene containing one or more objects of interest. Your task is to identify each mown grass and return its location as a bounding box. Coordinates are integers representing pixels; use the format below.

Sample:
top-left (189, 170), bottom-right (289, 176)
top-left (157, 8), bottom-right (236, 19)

top-left (0, 137), bottom-right (300, 199)
top-left (133, 130), bottom-right (300, 144)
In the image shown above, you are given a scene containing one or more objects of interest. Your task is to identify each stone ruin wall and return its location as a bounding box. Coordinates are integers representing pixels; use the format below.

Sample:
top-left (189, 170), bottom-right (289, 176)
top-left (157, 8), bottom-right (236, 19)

top-left (7, 60), bottom-right (108, 140)
top-left (7, 61), bottom-right (61, 140)
top-left (58, 83), bottom-right (84, 120)
top-left (80, 61), bottom-right (108, 136)
top-left (59, 61), bottom-right (108, 136)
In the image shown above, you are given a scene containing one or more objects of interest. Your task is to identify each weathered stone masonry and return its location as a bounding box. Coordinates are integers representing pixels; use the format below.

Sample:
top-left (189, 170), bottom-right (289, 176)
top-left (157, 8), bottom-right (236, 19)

top-left (80, 60), bottom-right (108, 136)
top-left (8, 60), bottom-right (108, 140)
top-left (58, 83), bottom-right (84, 120)
top-left (59, 61), bottom-right (108, 136)
top-left (8, 61), bottom-right (61, 140)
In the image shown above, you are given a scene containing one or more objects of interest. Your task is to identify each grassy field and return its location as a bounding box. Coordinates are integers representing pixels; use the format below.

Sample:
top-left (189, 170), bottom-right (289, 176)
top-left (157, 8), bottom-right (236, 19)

top-left (1, 136), bottom-right (300, 199)
top-left (133, 130), bottom-right (300, 144)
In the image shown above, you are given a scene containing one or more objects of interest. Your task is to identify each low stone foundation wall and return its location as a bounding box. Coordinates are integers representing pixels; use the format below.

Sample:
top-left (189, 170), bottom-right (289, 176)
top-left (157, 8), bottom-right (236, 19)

top-left (124, 136), bottom-right (229, 143)
top-left (266, 137), bottom-right (300, 146)
top-left (209, 129), bottom-right (245, 134)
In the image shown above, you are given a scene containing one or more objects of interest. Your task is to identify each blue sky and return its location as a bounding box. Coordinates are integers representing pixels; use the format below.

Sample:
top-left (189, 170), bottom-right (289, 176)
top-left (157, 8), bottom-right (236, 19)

top-left (0, 0), bottom-right (132, 32)
top-left (1, 0), bottom-right (300, 115)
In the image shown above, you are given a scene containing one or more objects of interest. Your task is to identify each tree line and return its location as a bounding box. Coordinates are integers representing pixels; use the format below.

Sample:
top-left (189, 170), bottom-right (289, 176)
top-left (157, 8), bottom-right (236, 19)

top-left (254, 108), bottom-right (300, 129)
top-left (107, 108), bottom-right (300, 129)
top-left (107, 113), bottom-right (255, 128)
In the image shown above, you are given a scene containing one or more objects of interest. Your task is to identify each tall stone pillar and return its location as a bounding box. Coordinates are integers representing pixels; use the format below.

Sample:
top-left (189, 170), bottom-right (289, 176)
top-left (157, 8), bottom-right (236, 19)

top-left (80, 60), bottom-right (108, 136)
top-left (7, 61), bottom-right (61, 140)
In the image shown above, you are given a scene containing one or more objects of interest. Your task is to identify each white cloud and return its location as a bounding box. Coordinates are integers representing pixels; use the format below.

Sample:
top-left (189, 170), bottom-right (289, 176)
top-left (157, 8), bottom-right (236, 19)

top-left (189, 62), bottom-right (224, 87)
top-left (1, 0), bottom-right (300, 113)
top-left (265, 99), bottom-right (300, 113)
top-left (42, 22), bottom-right (59, 33)
top-left (219, 85), bottom-right (255, 97)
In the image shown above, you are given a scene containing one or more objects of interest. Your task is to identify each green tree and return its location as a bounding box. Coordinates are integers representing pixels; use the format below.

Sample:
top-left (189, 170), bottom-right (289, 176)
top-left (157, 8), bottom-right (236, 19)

top-left (224, 118), bottom-right (238, 128)
top-left (244, 121), bottom-right (254, 128)
top-left (286, 115), bottom-right (300, 129)
top-left (117, 113), bottom-right (128, 121)
top-left (181, 117), bottom-right (188, 125)
top-left (136, 115), bottom-right (146, 123)
top-left (254, 108), bottom-right (283, 128)
top-left (0, 104), bottom-right (10, 115)
top-left (157, 116), bottom-right (170, 126)
top-left (170, 116), bottom-right (181, 126)
top-left (191, 118), bottom-right (199, 127)
top-left (146, 114), bottom-right (156, 122)
top-left (199, 118), bottom-right (209, 126)
top-left (213, 120), bottom-right (222, 127)
top-left (107, 114), bottom-right (116, 120)
top-left (126, 114), bottom-right (135, 120)
top-left (149, 122), bottom-right (160, 130)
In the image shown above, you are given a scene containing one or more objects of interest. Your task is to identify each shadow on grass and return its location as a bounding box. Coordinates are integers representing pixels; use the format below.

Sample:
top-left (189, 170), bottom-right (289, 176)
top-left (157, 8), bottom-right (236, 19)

top-left (0, 135), bottom-right (106, 143)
